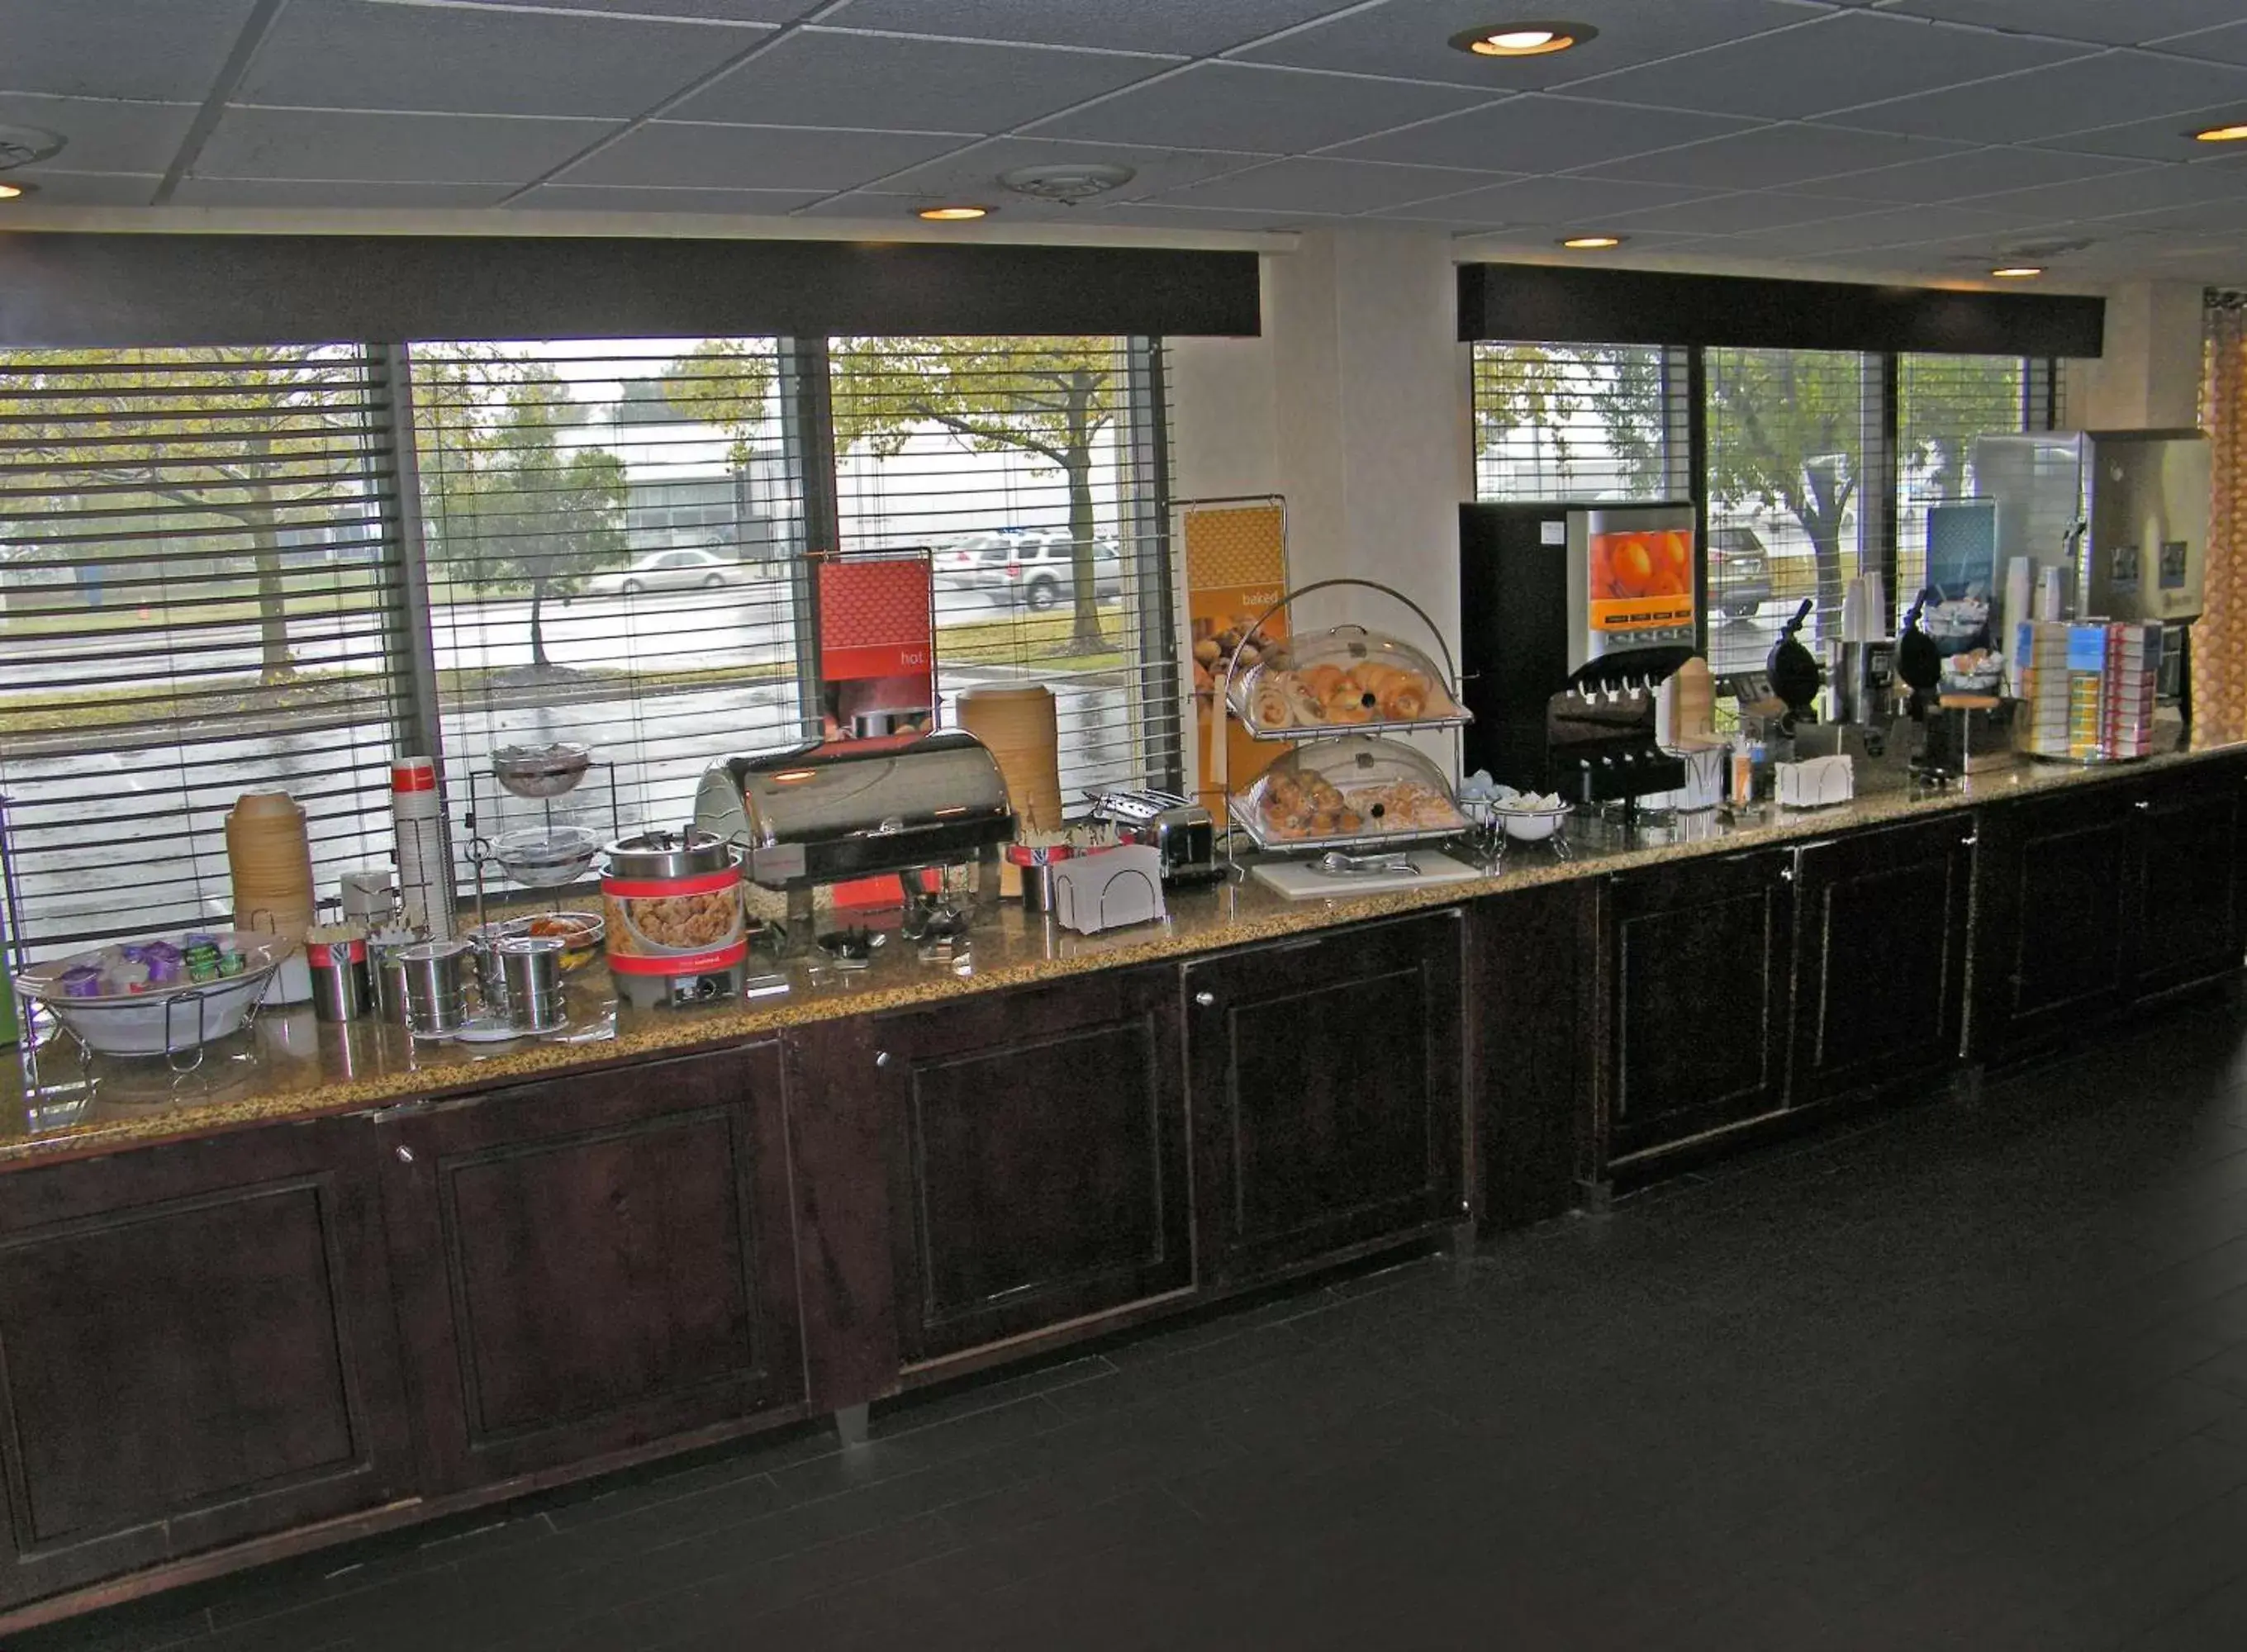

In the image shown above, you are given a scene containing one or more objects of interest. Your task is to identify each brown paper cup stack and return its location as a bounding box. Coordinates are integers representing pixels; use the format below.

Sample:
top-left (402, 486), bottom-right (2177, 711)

top-left (226, 789), bottom-right (317, 945)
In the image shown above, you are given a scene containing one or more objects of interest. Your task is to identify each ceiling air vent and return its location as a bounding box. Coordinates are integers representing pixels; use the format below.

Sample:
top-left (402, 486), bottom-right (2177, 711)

top-left (0, 125), bottom-right (64, 171)
top-left (997, 162), bottom-right (1137, 204)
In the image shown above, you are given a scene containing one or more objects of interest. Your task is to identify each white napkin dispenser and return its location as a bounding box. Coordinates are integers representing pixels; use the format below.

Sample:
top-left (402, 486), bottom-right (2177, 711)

top-left (1051, 846), bottom-right (1166, 936)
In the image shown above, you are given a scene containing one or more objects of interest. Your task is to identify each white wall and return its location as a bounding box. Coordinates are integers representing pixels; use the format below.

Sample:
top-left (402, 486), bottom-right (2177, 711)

top-left (2064, 280), bottom-right (2206, 430)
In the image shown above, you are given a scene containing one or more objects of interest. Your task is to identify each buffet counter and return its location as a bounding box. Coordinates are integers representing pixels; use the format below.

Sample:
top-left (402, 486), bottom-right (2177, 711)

top-left (1, 733), bottom-right (2244, 1632)
top-left (2, 733), bottom-right (2240, 1170)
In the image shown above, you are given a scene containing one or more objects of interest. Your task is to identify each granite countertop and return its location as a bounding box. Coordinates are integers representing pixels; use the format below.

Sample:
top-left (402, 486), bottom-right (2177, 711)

top-left (2, 735), bottom-right (2237, 1169)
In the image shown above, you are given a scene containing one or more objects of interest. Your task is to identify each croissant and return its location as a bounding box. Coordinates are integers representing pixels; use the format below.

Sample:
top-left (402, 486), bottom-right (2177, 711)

top-left (1322, 683), bottom-right (1374, 724)
top-left (1284, 676), bottom-right (1325, 725)
top-left (1300, 664), bottom-right (1346, 698)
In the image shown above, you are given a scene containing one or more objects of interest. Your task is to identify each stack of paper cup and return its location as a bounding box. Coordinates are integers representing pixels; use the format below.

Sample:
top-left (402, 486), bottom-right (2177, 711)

top-left (392, 757), bottom-right (456, 940)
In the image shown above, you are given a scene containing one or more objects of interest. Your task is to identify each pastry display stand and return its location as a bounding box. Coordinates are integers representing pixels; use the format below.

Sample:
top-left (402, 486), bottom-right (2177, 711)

top-left (461, 758), bottom-right (623, 931)
top-left (1213, 577), bottom-right (1472, 881)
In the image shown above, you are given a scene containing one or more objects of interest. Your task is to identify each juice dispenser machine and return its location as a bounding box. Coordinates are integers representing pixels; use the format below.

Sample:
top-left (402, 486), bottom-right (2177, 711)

top-left (1459, 501), bottom-right (1703, 797)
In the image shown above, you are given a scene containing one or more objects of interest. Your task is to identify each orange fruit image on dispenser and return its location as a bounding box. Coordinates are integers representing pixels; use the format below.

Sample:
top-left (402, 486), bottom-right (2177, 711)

top-left (1608, 535), bottom-right (1655, 597)
top-left (1660, 530), bottom-right (1692, 592)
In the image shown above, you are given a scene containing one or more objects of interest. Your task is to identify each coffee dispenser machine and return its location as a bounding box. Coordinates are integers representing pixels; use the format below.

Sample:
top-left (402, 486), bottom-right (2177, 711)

top-left (1460, 501), bottom-right (1702, 800)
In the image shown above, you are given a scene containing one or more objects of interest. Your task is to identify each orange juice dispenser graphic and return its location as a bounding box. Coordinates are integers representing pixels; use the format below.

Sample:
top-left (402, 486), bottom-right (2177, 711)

top-left (1577, 506), bottom-right (1700, 662)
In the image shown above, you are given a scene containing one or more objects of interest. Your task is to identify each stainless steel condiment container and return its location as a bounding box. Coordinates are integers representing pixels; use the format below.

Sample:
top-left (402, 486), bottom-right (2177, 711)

top-left (395, 938), bottom-right (470, 1037)
top-left (496, 934), bottom-right (565, 1032)
top-left (306, 938), bottom-right (371, 1023)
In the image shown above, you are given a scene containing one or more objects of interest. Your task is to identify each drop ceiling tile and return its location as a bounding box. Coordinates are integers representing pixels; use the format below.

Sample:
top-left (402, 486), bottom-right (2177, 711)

top-left (2088, 197), bottom-right (2247, 235)
top-left (1830, 51), bottom-right (2247, 145)
top-left (1232, 0), bottom-right (1816, 92)
top-left (1026, 62), bottom-right (1498, 154)
top-left (1062, 200), bottom-right (1337, 230)
top-left (0, 0), bottom-right (261, 102)
top-left (2150, 21), bottom-right (2247, 67)
top-left (1732, 202), bottom-right (2077, 254)
top-left (1563, 11), bottom-right (2092, 122)
top-left (864, 136), bottom-right (1262, 205)
top-left (170, 177), bottom-right (517, 207)
top-left (387, 0), bottom-right (819, 18)
top-left (674, 28), bottom-right (1169, 133)
top-left (560, 121), bottom-right (971, 190)
top-left (510, 182), bottom-right (825, 212)
top-left (1960, 159), bottom-right (2247, 221)
top-left (197, 108), bottom-right (620, 184)
top-left (1575, 123), bottom-right (1969, 190)
top-left (1602, 190), bottom-right (1885, 234)
top-left (2, 169), bottom-right (161, 206)
top-left (0, 94), bottom-right (197, 173)
top-left (1877, 0), bottom-right (2247, 46)
top-left (1364, 173), bottom-right (1721, 225)
top-left (824, 0), bottom-right (1359, 57)
top-left (1151, 156), bottom-right (1510, 213)
top-left (237, 0), bottom-right (768, 120)
top-left (2031, 102), bottom-right (2247, 164)
top-left (1793, 145), bottom-right (2157, 202)
top-left (1331, 94), bottom-right (1760, 172)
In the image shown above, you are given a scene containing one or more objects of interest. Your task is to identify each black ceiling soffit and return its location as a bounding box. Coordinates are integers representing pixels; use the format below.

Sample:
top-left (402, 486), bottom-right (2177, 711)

top-left (0, 234), bottom-right (1264, 349)
top-left (1458, 262), bottom-right (2105, 358)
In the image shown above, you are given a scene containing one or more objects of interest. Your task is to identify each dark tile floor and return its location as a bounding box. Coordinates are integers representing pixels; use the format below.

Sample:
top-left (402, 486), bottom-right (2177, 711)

top-left (36, 989), bottom-right (2247, 1651)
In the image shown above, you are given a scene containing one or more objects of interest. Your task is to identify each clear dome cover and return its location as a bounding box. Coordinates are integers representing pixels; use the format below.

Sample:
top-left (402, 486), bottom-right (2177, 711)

top-left (1227, 624), bottom-right (1466, 738)
top-left (1233, 734), bottom-right (1466, 852)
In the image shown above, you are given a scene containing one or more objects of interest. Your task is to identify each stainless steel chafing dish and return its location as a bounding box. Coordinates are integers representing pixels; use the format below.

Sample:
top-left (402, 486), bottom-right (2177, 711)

top-left (693, 729), bottom-right (1014, 945)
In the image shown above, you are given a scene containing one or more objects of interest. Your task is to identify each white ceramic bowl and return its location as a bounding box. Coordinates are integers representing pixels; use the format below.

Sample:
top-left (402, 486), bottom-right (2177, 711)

top-left (16, 931), bottom-right (291, 1057)
top-left (1499, 804), bottom-right (1572, 843)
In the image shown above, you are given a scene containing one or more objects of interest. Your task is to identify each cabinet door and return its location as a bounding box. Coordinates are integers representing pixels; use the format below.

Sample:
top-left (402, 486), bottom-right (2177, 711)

top-left (2125, 767), bottom-right (2245, 1000)
top-left (870, 966), bottom-right (1190, 1365)
top-left (1185, 910), bottom-right (1466, 1286)
top-left (1968, 786), bottom-right (2135, 1061)
top-left (1473, 881), bottom-right (1599, 1229)
top-left (1605, 850), bottom-right (1794, 1165)
top-left (0, 1123), bottom-right (411, 1606)
top-left (1789, 815), bottom-right (1972, 1107)
top-left (378, 1045), bottom-right (801, 1492)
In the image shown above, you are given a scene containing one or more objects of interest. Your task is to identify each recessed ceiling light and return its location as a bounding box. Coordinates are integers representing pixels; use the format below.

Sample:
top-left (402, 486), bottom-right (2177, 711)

top-left (2191, 122), bottom-right (2247, 143)
top-left (1451, 21), bottom-right (1596, 56)
top-left (1559, 234), bottom-right (1624, 250)
top-left (0, 182), bottom-right (35, 202)
top-left (916, 205), bottom-right (990, 221)
top-left (1989, 266), bottom-right (2044, 278)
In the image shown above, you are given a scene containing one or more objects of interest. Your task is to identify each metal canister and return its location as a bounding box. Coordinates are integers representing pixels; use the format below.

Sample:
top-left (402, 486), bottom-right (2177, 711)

top-left (395, 938), bottom-right (470, 1037)
top-left (465, 919), bottom-right (529, 1019)
top-left (306, 936), bottom-right (371, 1023)
top-left (496, 934), bottom-right (566, 1032)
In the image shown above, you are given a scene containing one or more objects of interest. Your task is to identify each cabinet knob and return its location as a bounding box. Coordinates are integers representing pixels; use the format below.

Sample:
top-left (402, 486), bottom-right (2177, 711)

top-left (875, 1050), bottom-right (893, 1069)
top-left (1779, 866), bottom-right (1795, 882)
top-left (1960, 833), bottom-right (1978, 847)
top-left (1194, 990), bottom-right (1216, 1008)
top-left (394, 1145), bottom-right (414, 1165)
top-left (2135, 799), bottom-right (2153, 811)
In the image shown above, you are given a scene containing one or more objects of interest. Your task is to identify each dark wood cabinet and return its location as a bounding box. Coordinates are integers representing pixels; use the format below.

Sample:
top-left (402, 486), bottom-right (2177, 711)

top-left (1789, 814), bottom-right (1974, 1107)
top-left (2123, 764), bottom-right (2245, 1001)
top-left (0, 1123), bottom-right (411, 1606)
top-left (375, 1045), bottom-right (802, 1492)
top-left (1603, 849), bottom-right (1794, 1165)
top-left (1185, 910), bottom-right (1466, 1285)
top-left (1473, 881), bottom-right (1599, 1229)
top-left (866, 966), bottom-right (1190, 1365)
top-left (1969, 784), bottom-right (2140, 1061)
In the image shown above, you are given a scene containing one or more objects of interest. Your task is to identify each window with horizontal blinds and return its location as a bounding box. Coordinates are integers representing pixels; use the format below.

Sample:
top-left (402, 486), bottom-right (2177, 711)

top-left (1895, 353), bottom-right (2035, 624)
top-left (829, 335), bottom-right (1177, 805)
top-left (1704, 348), bottom-right (1881, 674)
top-left (0, 346), bottom-right (408, 957)
top-left (408, 339), bottom-right (808, 887)
top-left (1472, 343), bottom-right (1690, 502)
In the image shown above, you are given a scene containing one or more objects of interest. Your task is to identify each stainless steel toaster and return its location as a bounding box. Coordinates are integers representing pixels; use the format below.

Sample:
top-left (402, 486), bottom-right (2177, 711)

top-left (1087, 789), bottom-right (1222, 885)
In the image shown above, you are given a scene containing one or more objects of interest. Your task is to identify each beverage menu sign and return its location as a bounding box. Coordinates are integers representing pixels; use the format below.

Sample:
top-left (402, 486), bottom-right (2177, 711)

top-left (1588, 526), bottom-right (1696, 635)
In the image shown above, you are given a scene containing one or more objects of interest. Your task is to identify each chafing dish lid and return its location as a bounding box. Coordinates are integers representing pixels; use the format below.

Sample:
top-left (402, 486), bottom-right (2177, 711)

top-left (696, 729), bottom-right (1012, 851)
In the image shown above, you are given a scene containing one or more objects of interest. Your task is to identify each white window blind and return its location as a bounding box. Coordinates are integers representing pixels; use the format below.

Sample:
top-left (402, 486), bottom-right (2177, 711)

top-left (828, 335), bottom-right (1176, 805)
top-left (1472, 343), bottom-right (1689, 502)
top-left (1704, 348), bottom-right (1880, 674)
top-left (408, 339), bottom-right (808, 889)
top-left (0, 346), bottom-right (406, 955)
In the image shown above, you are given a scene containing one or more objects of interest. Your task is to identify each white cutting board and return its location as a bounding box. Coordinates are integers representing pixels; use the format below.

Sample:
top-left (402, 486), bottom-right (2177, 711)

top-left (1251, 849), bottom-right (1485, 900)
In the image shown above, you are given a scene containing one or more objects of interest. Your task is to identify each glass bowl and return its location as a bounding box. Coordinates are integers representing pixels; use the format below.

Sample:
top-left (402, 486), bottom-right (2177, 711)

top-left (491, 825), bottom-right (601, 888)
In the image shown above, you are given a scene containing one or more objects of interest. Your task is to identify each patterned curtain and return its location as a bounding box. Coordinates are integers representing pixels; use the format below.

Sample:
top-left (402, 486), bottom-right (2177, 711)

top-left (2199, 292), bottom-right (2247, 743)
